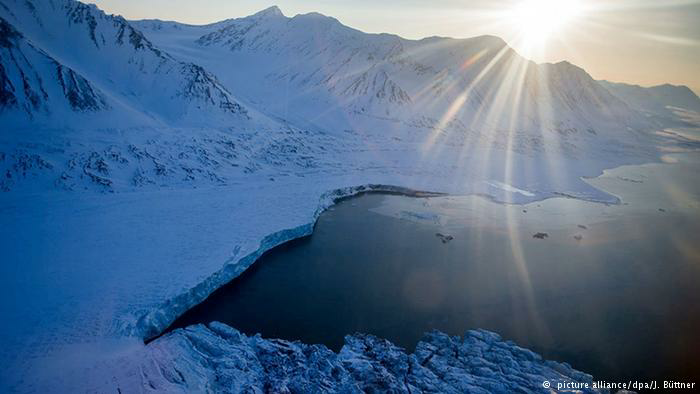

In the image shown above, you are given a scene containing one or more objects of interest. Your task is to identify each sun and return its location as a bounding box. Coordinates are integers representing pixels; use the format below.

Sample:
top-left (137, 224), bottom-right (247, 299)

top-left (508, 0), bottom-right (583, 46)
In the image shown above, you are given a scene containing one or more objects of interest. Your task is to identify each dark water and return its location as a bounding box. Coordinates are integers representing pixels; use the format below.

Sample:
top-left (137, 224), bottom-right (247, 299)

top-left (169, 155), bottom-right (700, 385)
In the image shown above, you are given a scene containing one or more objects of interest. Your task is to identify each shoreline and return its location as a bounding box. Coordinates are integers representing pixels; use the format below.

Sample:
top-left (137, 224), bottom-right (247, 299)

top-left (136, 166), bottom-right (641, 343)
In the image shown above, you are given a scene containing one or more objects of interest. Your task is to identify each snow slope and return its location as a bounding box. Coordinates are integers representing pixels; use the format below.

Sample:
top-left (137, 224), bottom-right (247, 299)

top-left (0, 16), bottom-right (107, 116)
top-left (0, 1), bottom-right (694, 392)
top-left (0, 0), bottom-right (247, 128)
top-left (600, 80), bottom-right (700, 127)
top-left (136, 6), bottom-right (649, 138)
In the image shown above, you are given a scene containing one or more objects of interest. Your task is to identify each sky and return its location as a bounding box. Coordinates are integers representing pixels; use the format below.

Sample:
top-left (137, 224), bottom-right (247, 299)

top-left (90, 0), bottom-right (700, 95)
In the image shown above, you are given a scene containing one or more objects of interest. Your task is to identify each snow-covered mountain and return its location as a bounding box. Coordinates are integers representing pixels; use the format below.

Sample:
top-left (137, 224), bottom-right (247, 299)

top-left (600, 80), bottom-right (700, 127)
top-left (0, 15), bottom-right (108, 116)
top-left (1, 1), bottom-right (667, 196)
top-left (135, 5), bottom-right (647, 136)
top-left (0, 0), bottom-right (246, 127)
top-left (1, 0), bottom-right (327, 193)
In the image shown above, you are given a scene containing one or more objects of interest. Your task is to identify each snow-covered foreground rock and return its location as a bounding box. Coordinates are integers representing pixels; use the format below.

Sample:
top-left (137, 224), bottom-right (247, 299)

top-left (2, 0), bottom-right (700, 391)
top-left (117, 322), bottom-right (605, 393)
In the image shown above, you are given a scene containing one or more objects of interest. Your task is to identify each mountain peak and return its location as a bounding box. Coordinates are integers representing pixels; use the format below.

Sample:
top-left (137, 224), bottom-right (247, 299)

top-left (253, 6), bottom-right (284, 18)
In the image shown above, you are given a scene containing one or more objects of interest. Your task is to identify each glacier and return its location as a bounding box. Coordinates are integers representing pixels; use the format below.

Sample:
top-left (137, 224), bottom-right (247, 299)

top-left (1, 0), bottom-right (700, 392)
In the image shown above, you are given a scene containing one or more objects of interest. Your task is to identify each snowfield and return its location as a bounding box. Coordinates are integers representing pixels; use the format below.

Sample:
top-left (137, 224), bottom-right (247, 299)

top-left (2, 0), bottom-right (700, 392)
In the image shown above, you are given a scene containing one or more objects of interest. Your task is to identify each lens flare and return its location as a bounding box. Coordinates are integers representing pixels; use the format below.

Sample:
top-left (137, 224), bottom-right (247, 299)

top-left (508, 0), bottom-right (583, 47)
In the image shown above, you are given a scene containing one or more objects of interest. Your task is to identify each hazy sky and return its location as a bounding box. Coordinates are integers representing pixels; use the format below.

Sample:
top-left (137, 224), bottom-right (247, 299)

top-left (91, 0), bottom-right (700, 94)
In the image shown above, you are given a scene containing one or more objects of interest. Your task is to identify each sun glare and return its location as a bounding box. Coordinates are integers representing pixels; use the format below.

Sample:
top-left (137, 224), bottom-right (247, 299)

top-left (508, 0), bottom-right (583, 47)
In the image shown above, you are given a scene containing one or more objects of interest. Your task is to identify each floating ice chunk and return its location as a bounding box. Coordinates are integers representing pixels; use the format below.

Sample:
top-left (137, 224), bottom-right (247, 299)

top-left (486, 181), bottom-right (535, 197)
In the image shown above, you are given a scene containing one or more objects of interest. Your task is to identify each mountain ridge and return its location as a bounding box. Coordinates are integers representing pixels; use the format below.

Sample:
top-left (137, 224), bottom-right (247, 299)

top-left (2, 0), bottom-right (670, 136)
top-left (0, 0), bottom-right (683, 195)
top-left (600, 79), bottom-right (700, 127)
top-left (133, 5), bottom-right (647, 138)
top-left (0, 0), bottom-right (249, 126)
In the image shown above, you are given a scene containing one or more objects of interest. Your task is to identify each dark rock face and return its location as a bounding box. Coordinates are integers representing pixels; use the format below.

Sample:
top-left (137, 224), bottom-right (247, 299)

top-left (533, 232), bottom-right (549, 239)
top-left (145, 322), bottom-right (607, 393)
top-left (55, 62), bottom-right (107, 111)
top-left (0, 15), bottom-right (107, 114)
top-left (0, 62), bottom-right (16, 108)
top-left (0, 15), bottom-right (22, 48)
top-left (0, 18), bottom-right (21, 109)
top-left (65, 1), bottom-right (99, 47)
top-left (180, 63), bottom-right (247, 116)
